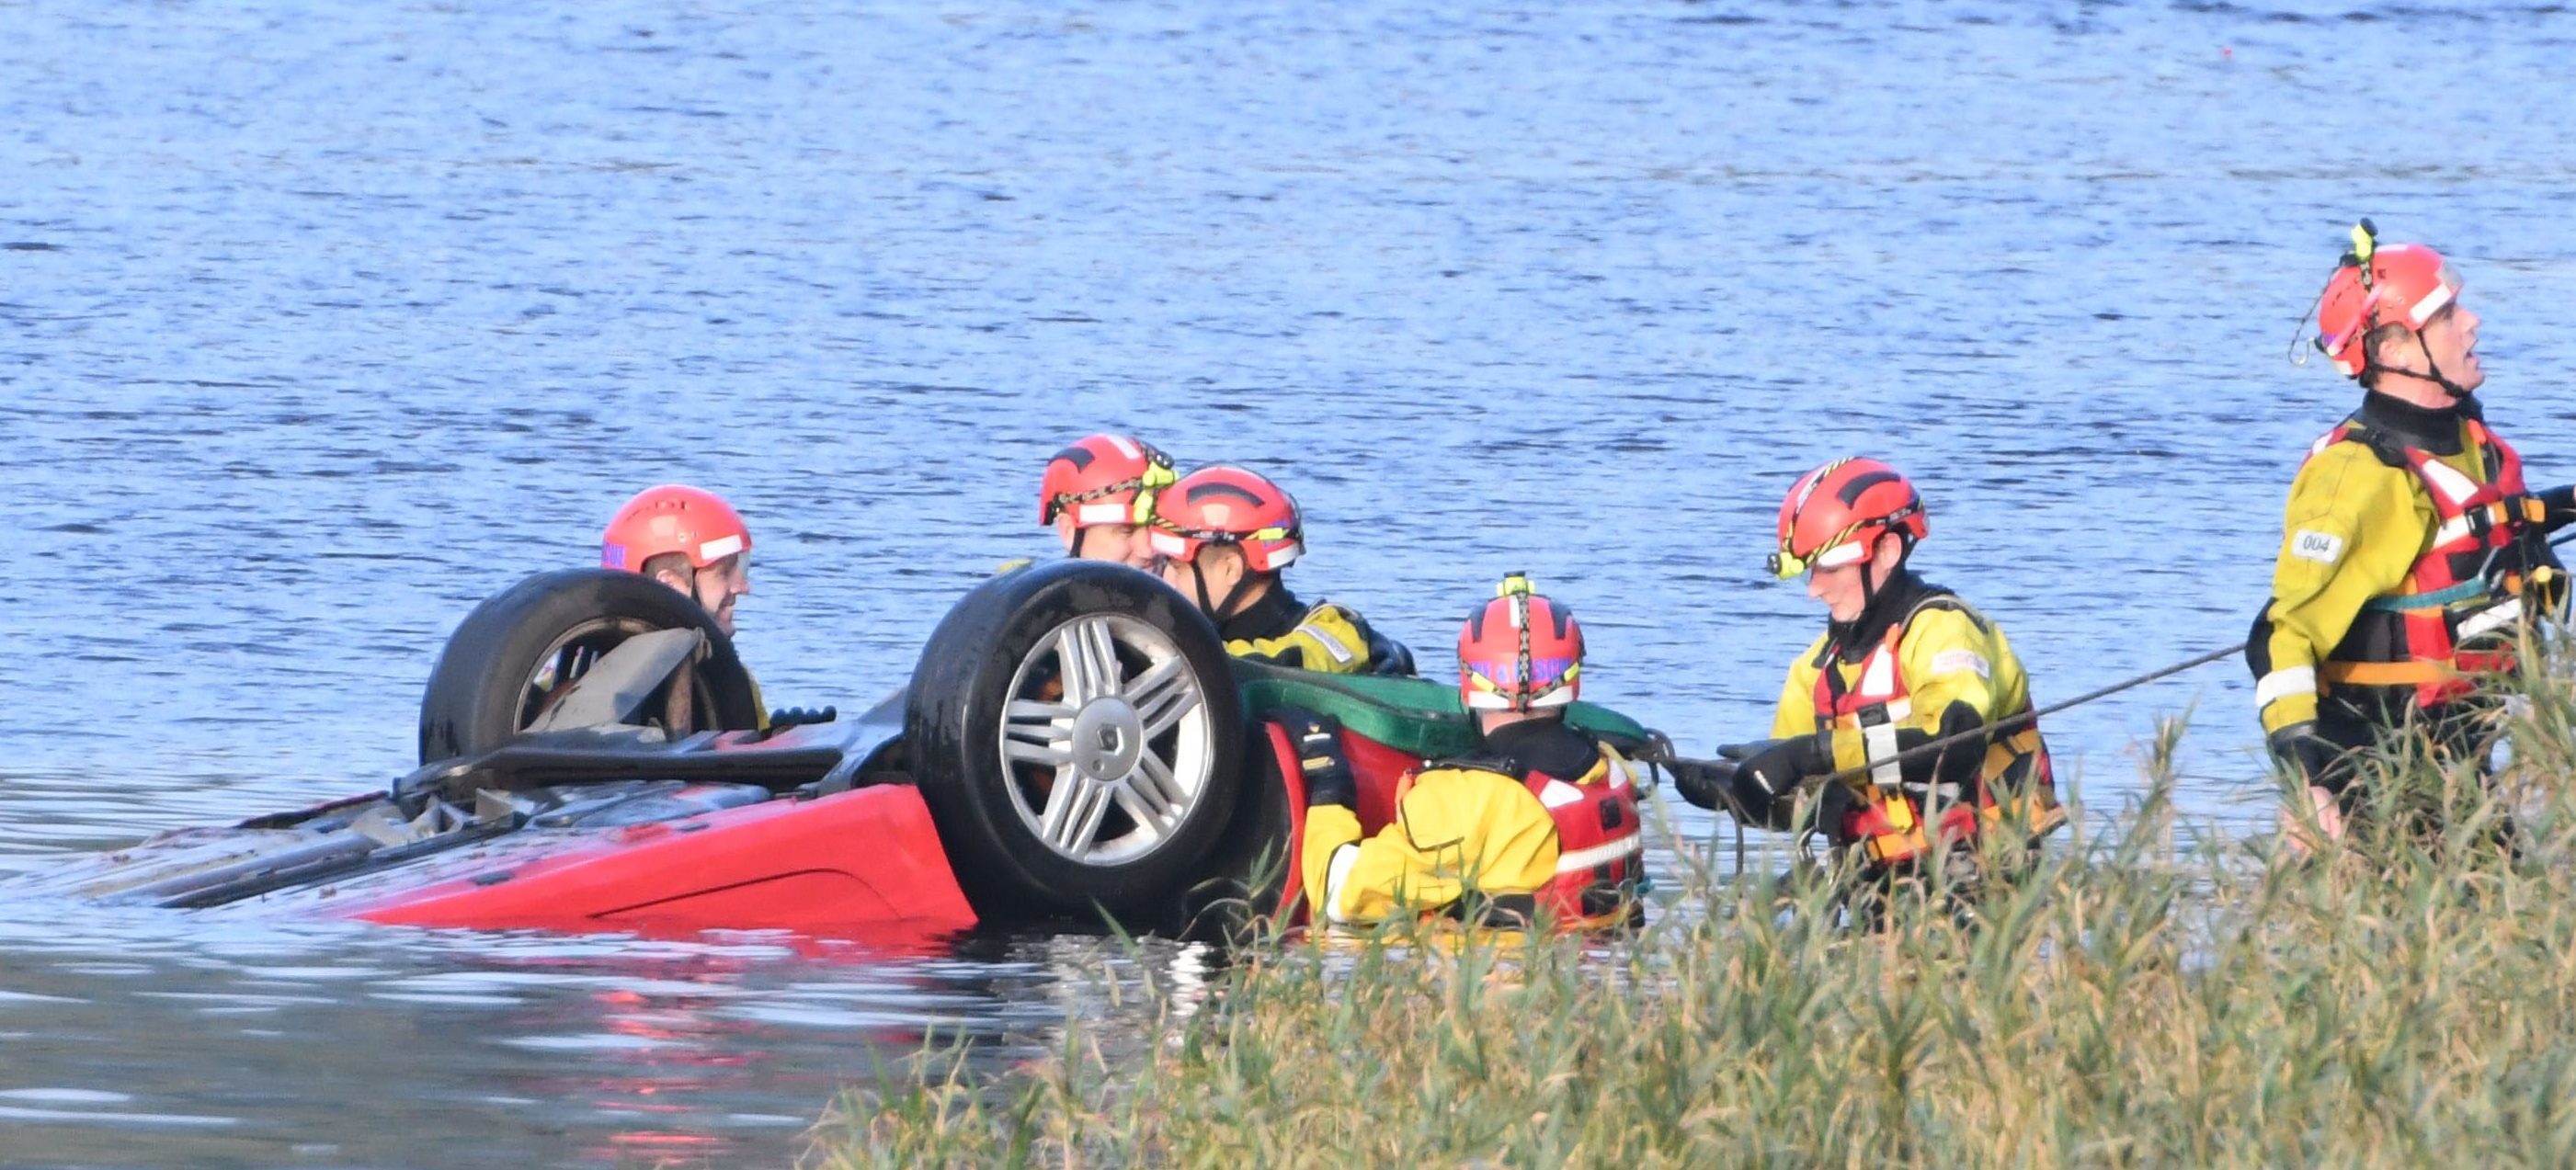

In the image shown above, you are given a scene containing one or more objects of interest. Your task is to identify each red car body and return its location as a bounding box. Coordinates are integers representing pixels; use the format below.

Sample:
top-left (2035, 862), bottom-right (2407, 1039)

top-left (258, 721), bottom-right (1419, 947)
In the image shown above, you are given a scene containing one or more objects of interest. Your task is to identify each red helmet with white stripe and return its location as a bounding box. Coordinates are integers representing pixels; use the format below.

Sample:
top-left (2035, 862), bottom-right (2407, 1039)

top-left (1146, 465), bottom-right (1305, 573)
top-left (602, 485), bottom-right (751, 572)
top-left (1770, 458), bottom-right (1927, 579)
top-left (2314, 222), bottom-right (2463, 380)
top-left (1458, 574), bottom-right (1584, 711)
top-left (1039, 434), bottom-right (1176, 528)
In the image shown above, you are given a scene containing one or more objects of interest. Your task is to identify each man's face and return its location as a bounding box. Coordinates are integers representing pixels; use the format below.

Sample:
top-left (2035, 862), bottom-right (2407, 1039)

top-left (658, 555), bottom-right (751, 636)
top-left (1154, 551), bottom-right (1204, 607)
top-left (1804, 534), bottom-right (1897, 623)
top-left (2419, 301), bottom-right (2483, 392)
top-left (1807, 560), bottom-right (1870, 623)
top-left (1059, 517), bottom-right (1156, 568)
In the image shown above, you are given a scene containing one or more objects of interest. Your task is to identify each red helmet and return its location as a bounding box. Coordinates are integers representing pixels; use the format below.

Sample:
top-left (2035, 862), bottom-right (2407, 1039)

top-left (602, 485), bottom-right (752, 572)
top-left (1458, 574), bottom-right (1584, 711)
top-left (1038, 434), bottom-right (1176, 527)
top-left (1770, 458), bottom-right (1927, 579)
top-left (1145, 465), bottom-right (1304, 573)
top-left (2314, 222), bottom-right (2462, 379)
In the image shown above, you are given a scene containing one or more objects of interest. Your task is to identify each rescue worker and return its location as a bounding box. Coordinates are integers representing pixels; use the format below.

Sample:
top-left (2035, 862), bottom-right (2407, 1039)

top-left (1296, 574), bottom-right (1645, 928)
top-left (1036, 433), bottom-right (1175, 569)
top-left (1146, 464), bottom-right (1411, 676)
top-left (601, 484), bottom-right (755, 637)
top-left (599, 483), bottom-right (802, 730)
top-left (2249, 222), bottom-right (2575, 846)
top-left (1673, 458), bottom-right (2061, 880)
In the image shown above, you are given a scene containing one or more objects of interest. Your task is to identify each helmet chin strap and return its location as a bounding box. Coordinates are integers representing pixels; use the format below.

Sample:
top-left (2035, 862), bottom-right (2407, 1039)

top-left (2365, 322), bottom-right (2476, 399)
top-left (1212, 565), bottom-right (1257, 621)
top-left (2422, 347), bottom-right (2476, 400)
top-left (1190, 564), bottom-right (1220, 619)
top-left (1188, 547), bottom-right (1258, 622)
top-left (1855, 537), bottom-right (1913, 621)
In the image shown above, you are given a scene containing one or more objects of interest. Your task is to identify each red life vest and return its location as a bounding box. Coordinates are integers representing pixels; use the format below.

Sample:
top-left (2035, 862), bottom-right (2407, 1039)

top-left (1518, 745), bottom-right (1646, 923)
top-left (1386, 742), bottom-right (1646, 926)
top-left (2310, 418), bottom-right (2550, 709)
top-left (1809, 598), bottom-right (2056, 867)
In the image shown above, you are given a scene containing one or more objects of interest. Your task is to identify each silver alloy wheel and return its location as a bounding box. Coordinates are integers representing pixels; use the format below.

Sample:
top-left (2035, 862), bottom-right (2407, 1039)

top-left (997, 613), bottom-right (1215, 865)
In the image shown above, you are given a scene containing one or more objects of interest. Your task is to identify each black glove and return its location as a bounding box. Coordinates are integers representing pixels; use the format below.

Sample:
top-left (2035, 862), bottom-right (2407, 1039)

top-left (1279, 708), bottom-right (1356, 809)
top-left (1721, 733), bottom-right (1829, 796)
top-left (1718, 734), bottom-right (1831, 821)
top-left (1664, 755), bottom-right (1739, 812)
top-left (2266, 721), bottom-right (2346, 790)
top-left (2539, 485), bottom-right (2576, 533)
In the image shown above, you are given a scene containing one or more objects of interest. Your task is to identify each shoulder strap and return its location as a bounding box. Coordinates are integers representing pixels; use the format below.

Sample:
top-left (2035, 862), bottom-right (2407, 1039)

top-left (2467, 418), bottom-right (2525, 490)
top-left (1898, 589), bottom-right (1993, 638)
top-left (2329, 415), bottom-right (2414, 470)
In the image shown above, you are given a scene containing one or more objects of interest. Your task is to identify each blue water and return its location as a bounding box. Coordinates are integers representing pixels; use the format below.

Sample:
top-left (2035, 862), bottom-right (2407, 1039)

top-left (9, 0), bottom-right (2576, 1164)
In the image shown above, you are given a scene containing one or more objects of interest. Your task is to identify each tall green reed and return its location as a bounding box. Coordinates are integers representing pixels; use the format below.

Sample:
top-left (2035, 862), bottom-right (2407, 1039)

top-left (814, 659), bottom-right (2576, 1169)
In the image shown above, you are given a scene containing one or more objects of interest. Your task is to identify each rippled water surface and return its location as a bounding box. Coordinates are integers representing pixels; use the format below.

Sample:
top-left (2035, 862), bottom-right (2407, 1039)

top-left (11, 0), bottom-right (2576, 1164)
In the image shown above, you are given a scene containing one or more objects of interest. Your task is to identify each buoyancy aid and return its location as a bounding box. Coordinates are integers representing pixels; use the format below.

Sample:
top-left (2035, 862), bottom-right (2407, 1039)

top-left (1519, 744), bottom-right (1647, 922)
top-left (1389, 737), bottom-right (1647, 926)
top-left (2309, 415), bottom-right (2563, 712)
top-left (1809, 596), bottom-right (2057, 868)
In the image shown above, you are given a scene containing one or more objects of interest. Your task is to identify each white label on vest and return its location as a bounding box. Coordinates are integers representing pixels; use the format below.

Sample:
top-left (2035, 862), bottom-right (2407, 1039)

top-left (1929, 648), bottom-right (1989, 679)
top-left (2291, 529), bottom-right (2345, 565)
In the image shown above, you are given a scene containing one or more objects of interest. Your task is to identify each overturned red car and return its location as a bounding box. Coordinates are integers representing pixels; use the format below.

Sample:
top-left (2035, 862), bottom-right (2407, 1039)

top-left (33, 562), bottom-right (1660, 946)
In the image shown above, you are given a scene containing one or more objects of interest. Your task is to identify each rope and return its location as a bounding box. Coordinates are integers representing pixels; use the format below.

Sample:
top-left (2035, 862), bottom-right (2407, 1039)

top-left (1808, 525), bottom-right (2576, 791)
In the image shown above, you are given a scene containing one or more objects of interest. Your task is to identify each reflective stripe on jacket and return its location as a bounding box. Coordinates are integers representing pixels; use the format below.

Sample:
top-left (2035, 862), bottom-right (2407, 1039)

top-left (1227, 601), bottom-right (1383, 676)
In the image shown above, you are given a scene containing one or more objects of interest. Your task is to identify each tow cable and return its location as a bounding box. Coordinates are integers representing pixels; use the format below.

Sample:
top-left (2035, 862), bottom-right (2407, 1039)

top-left (1647, 526), bottom-right (2576, 873)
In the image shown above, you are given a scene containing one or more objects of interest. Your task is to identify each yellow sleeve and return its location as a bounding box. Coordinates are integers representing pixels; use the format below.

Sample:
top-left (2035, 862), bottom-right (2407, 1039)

top-left (1301, 771), bottom-right (1558, 927)
top-left (1225, 604), bottom-right (1375, 675)
top-left (1767, 636), bottom-right (1829, 741)
top-left (1894, 608), bottom-right (2005, 728)
top-left (2257, 445), bottom-right (2429, 732)
top-left (1298, 802), bottom-right (1364, 920)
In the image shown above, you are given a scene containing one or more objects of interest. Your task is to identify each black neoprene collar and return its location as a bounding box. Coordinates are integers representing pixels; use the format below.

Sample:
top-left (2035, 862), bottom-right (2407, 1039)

top-left (2358, 391), bottom-right (2473, 457)
top-left (1477, 717), bottom-right (1602, 781)
top-left (1218, 582), bottom-right (1303, 643)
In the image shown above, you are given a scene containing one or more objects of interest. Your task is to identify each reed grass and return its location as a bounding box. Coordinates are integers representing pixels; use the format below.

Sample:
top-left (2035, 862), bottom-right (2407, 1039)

top-left (809, 668), bottom-right (2576, 1169)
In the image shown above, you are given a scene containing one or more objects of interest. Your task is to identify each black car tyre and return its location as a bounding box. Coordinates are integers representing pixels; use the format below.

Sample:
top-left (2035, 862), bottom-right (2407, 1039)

top-left (906, 561), bottom-right (1243, 920)
top-left (418, 568), bottom-right (762, 765)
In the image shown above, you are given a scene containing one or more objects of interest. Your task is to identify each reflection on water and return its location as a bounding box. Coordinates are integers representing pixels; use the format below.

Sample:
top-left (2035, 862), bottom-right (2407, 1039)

top-left (10, 0), bottom-right (2576, 1164)
top-left (0, 888), bottom-right (1218, 1166)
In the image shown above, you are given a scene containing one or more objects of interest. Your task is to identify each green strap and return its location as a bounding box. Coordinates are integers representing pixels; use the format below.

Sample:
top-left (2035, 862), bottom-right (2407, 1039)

top-left (2361, 580), bottom-right (2489, 613)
